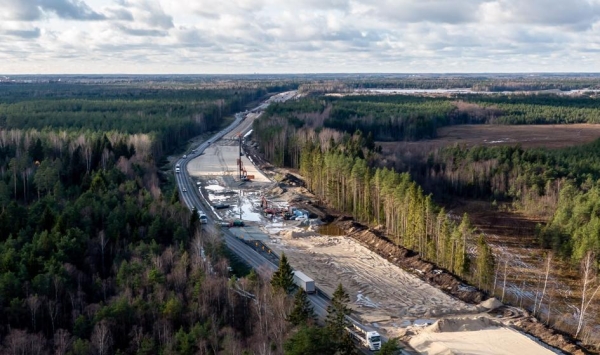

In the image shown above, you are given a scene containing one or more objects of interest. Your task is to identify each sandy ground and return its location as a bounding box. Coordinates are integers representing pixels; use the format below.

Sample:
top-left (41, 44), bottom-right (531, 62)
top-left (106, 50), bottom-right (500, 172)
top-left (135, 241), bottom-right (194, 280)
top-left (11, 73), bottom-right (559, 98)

top-left (187, 140), bottom-right (271, 183)
top-left (409, 317), bottom-right (559, 355)
top-left (264, 229), bottom-right (478, 320)
top-left (411, 328), bottom-right (558, 355)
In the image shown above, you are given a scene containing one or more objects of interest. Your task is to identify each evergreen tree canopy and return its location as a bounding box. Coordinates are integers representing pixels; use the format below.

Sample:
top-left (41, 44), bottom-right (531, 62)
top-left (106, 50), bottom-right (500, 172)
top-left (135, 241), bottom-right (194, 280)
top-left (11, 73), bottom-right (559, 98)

top-left (326, 283), bottom-right (351, 338)
top-left (271, 252), bottom-right (295, 294)
top-left (287, 289), bottom-right (316, 326)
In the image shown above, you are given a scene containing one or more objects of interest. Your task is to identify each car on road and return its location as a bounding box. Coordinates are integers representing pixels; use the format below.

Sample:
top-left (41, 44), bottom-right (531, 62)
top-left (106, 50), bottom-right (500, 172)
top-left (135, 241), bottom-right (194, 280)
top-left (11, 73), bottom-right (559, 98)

top-left (183, 154), bottom-right (187, 158)
top-left (182, 187), bottom-right (187, 192)
top-left (212, 203), bottom-right (230, 209)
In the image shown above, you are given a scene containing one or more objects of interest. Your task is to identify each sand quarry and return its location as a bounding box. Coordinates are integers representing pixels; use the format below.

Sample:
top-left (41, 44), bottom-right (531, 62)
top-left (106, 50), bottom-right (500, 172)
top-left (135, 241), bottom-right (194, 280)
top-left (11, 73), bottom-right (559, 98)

top-left (185, 110), bottom-right (562, 354)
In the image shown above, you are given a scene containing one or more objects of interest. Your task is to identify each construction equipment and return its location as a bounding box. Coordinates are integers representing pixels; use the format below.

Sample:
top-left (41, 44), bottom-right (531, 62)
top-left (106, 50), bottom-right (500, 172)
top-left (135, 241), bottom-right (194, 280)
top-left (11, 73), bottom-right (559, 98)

top-left (236, 133), bottom-right (251, 181)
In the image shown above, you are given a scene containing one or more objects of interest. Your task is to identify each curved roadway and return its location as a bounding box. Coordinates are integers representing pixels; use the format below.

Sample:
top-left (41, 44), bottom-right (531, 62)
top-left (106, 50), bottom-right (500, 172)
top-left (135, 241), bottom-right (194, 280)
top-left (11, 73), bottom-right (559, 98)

top-left (173, 93), bottom-right (391, 354)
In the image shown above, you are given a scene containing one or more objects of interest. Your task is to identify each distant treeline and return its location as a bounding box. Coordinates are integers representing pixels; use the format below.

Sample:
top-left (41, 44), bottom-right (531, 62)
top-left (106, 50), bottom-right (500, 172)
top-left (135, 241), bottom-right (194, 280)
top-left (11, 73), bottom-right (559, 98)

top-left (262, 94), bottom-right (600, 141)
top-left (298, 76), bottom-right (600, 93)
top-left (0, 84), bottom-right (293, 159)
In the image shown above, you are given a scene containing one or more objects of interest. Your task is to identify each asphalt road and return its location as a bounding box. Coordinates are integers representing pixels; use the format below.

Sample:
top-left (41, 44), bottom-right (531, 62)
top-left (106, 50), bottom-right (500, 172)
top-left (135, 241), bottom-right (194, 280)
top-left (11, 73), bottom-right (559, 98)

top-left (174, 92), bottom-right (388, 354)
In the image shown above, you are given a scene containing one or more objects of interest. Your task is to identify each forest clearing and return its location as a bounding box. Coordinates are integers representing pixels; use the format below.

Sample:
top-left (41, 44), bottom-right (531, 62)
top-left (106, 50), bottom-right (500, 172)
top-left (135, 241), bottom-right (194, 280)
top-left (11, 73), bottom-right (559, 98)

top-left (380, 123), bottom-right (600, 160)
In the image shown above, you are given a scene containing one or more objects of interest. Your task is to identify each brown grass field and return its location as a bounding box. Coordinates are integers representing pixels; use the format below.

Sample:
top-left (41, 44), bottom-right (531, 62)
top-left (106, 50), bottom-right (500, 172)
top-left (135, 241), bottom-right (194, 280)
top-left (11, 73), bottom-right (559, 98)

top-left (380, 124), bottom-right (600, 158)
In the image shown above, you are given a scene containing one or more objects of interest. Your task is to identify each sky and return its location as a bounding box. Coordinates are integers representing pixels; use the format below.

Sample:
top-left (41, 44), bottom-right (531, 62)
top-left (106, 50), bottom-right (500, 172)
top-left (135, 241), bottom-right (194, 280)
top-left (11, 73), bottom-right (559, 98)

top-left (0, 0), bottom-right (599, 74)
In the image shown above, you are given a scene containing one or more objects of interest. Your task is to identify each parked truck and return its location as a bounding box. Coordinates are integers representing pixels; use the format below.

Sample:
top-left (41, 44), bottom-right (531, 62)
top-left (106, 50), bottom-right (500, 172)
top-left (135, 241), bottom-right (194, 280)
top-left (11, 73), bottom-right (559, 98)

top-left (345, 322), bottom-right (381, 351)
top-left (293, 271), bottom-right (315, 294)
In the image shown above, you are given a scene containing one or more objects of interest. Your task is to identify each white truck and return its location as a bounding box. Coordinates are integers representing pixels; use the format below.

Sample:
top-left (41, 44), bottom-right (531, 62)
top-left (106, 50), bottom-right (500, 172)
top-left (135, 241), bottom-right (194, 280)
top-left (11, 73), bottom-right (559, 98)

top-left (293, 270), bottom-right (315, 294)
top-left (197, 210), bottom-right (208, 224)
top-left (345, 322), bottom-right (382, 351)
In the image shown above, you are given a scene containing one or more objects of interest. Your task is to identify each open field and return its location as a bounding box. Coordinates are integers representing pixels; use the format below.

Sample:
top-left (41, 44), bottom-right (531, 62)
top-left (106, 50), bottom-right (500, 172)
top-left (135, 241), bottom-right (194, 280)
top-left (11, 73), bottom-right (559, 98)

top-left (380, 124), bottom-right (600, 158)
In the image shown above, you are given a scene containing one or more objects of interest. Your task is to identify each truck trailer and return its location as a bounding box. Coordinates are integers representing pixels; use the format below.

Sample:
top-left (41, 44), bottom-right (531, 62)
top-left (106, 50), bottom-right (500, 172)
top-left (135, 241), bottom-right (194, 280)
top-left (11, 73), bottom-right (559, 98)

top-left (293, 271), bottom-right (315, 294)
top-left (345, 322), bottom-right (382, 351)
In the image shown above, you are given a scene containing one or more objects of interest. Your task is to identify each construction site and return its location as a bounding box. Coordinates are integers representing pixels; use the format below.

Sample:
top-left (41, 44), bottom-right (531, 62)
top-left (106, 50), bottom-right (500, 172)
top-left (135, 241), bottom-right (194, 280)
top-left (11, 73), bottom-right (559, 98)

top-left (182, 102), bottom-right (574, 354)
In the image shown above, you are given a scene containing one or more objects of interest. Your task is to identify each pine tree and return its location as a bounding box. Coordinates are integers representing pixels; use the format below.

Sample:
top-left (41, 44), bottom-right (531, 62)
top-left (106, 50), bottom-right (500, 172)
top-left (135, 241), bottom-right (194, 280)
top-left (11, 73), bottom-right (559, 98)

top-left (475, 234), bottom-right (495, 290)
top-left (326, 283), bottom-right (351, 338)
top-left (287, 289), bottom-right (316, 326)
top-left (271, 252), bottom-right (295, 294)
top-left (170, 188), bottom-right (179, 204)
top-left (189, 207), bottom-right (199, 236)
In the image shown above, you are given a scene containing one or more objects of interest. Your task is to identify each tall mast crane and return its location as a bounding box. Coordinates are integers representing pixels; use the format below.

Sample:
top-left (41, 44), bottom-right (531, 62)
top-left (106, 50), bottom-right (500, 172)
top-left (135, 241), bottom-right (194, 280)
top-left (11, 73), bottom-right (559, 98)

top-left (237, 133), bottom-right (248, 181)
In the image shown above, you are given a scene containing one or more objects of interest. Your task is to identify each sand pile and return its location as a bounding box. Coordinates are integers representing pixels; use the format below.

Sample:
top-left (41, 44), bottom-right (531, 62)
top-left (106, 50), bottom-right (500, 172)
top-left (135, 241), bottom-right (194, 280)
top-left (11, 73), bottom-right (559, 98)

top-left (410, 317), bottom-right (559, 355)
top-left (282, 229), bottom-right (319, 239)
top-left (479, 297), bottom-right (503, 310)
top-left (426, 317), bottom-right (503, 333)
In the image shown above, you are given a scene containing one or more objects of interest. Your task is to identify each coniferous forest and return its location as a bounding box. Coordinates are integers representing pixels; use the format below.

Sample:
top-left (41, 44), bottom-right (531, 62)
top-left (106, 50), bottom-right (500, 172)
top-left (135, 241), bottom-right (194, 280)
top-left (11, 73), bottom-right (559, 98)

top-left (2, 76), bottom-right (600, 353)
top-left (0, 81), bottom-right (316, 354)
top-left (252, 88), bottom-right (600, 347)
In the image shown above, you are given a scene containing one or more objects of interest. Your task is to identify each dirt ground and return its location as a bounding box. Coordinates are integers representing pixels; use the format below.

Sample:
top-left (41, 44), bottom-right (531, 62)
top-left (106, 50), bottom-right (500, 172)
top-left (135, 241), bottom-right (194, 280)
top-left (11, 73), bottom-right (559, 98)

top-left (265, 229), bottom-right (479, 319)
top-left (380, 124), bottom-right (600, 159)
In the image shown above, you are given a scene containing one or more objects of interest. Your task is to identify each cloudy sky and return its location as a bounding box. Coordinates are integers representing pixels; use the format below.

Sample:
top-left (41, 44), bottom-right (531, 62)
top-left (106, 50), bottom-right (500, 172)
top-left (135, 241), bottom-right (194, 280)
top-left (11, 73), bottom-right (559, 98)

top-left (1, 0), bottom-right (599, 74)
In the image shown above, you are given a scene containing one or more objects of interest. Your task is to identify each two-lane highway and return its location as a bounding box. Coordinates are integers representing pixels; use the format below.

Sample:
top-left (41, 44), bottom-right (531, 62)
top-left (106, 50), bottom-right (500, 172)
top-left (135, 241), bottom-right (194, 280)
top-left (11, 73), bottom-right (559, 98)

top-left (173, 93), bottom-right (393, 354)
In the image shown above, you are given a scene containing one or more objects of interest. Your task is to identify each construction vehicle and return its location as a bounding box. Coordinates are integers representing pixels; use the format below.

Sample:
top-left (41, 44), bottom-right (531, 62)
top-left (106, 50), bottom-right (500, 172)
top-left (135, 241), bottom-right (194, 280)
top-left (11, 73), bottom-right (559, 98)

top-left (293, 271), bottom-right (315, 293)
top-left (345, 322), bottom-right (382, 351)
top-left (219, 219), bottom-right (244, 228)
top-left (218, 219), bottom-right (244, 228)
top-left (230, 219), bottom-right (244, 227)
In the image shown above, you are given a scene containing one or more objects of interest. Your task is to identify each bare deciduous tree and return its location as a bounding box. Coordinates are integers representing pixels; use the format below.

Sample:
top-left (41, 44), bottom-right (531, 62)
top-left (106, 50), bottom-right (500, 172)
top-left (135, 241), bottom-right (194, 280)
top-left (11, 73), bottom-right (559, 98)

top-left (26, 294), bottom-right (42, 331)
top-left (91, 320), bottom-right (113, 355)
top-left (575, 251), bottom-right (600, 338)
top-left (53, 329), bottom-right (73, 355)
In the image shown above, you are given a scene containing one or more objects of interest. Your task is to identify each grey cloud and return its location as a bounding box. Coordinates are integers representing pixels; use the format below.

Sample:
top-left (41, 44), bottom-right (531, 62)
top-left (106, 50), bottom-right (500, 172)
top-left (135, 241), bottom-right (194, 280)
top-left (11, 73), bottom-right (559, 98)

top-left (375, 0), bottom-right (488, 24)
top-left (0, 0), bottom-right (104, 21)
top-left (2, 28), bottom-right (41, 39)
top-left (174, 27), bottom-right (214, 47)
top-left (116, 25), bottom-right (168, 37)
top-left (42, 0), bottom-right (105, 20)
top-left (0, 0), bottom-right (40, 21)
top-left (121, 0), bottom-right (174, 29)
top-left (497, 0), bottom-right (600, 29)
top-left (106, 8), bottom-right (134, 21)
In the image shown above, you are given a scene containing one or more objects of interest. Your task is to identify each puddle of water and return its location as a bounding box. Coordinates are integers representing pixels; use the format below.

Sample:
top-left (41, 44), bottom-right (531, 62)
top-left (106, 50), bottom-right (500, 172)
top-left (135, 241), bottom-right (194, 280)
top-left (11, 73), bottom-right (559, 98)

top-left (318, 224), bottom-right (345, 236)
